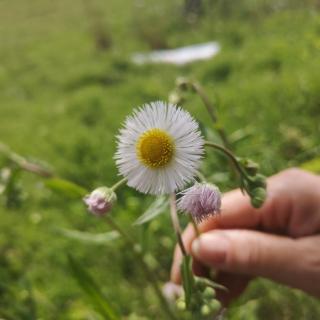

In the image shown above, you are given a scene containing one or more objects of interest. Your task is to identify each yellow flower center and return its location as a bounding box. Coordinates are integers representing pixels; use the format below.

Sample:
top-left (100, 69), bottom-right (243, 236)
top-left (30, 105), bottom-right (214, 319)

top-left (136, 128), bottom-right (175, 168)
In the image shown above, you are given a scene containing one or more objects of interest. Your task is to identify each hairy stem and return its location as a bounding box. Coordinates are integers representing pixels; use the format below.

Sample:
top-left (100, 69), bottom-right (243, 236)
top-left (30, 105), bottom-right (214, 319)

top-left (110, 178), bottom-right (127, 191)
top-left (0, 142), bottom-right (53, 178)
top-left (189, 215), bottom-right (200, 238)
top-left (205, 141), bottom-right (250, 180)
top-left (170, 193), bottom-right (187, 256)
top-left (178, 79), bottom-right (231, 148)
top-left (191, 82), bottom-right (230, 148)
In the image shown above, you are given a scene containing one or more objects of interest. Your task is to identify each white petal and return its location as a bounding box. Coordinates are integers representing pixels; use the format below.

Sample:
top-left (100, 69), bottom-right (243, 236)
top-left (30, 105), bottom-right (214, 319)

top-left (114, 101), bottom-right (204, 195)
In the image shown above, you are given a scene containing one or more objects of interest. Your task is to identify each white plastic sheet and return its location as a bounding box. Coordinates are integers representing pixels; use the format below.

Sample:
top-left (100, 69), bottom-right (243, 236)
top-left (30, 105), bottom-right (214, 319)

top-left (132, 42), bottom-right (220, 65)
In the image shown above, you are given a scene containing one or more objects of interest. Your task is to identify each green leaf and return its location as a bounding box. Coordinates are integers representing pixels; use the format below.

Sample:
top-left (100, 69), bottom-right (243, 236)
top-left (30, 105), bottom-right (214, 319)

top-left (197, 277), bottom-right (228, 292)
top-left (180, 255), bottom-right (194, 308)
top-left (133, 196), bottom-right (168, 225)
top-left (301, 157), bottom-right (320, 173)
top-left (58, 228), bottom-right (120, 245)
top-left (202, 126), bottom-right (222, 144)
top-left (229, 127), bottom-right (253, 144)
top-left (45, 178), bottom-right (87, 199)
top-left (68, 254), bottom-right (120, 320)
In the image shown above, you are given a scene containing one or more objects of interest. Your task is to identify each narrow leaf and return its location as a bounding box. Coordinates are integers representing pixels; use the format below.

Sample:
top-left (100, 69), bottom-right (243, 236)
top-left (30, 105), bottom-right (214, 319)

top-left (68, 254), bottom-right (120, 320)
top-left (198, 277), bottom-right (228, 292)
top-left (180, 255), bottom-right (194, 308)
top-left (133, 196), bottom-right (168, 225)
top-left (229, 127), bottom-right (253, 144)
top-left (58, 228), bottom-right (120, 245)
top-left (45, 178), bottom-right (87, 199)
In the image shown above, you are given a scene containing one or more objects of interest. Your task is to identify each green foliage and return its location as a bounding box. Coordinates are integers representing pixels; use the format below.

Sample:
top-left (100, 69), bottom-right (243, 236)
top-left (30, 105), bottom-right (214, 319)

top-left (0, 167), bottom-right (24, 208)
top-left (133, 196), bottom-right (168, 225)
top-left (45, 178), bottom-right (88, 199)
top-left (180, 255), bottom-right (194, 308)
top-left (67, 254), bottom-right (120, 320)
top-left (301, 157), bottom-right (320, 173)
top-left (0, 0), bottom-right (320, 318)
top-left (58, 228), bottom-right (120, 245)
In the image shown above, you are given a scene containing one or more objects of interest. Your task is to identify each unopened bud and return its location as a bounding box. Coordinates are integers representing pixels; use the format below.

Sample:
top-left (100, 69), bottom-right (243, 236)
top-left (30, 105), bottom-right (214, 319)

top-left (83, 187), bottom-right (117, 216)
top-left (194, 277), bottom-right (207, 291)
top-left (203, 287), bottom-right (216, 299)
top-left (208, 299), bottom-right (221, 313)
top-left (241, 159), bottom-right (260, 176)
top-left (250, 174), bottom-right (267, 188)
top-left (251, 187), bottom-right (266, 208)
top-left (201, 304), bottom-right (211, 316)
top-left (176, 77), bottom-right (189, 91)
top-left (169, 91), bottom-right (183, 105)
top-left (176, 298), bottom-right (186, 311)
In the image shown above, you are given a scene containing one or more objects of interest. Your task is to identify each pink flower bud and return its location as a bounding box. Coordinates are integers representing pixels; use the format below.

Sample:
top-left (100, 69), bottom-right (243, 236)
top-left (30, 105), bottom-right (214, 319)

top-left (83, 187), bottom-right (117, 216)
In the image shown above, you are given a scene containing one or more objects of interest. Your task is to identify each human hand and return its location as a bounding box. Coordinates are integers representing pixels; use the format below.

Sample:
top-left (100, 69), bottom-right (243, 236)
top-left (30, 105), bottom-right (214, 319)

top-left (171, 168), bottom-right (320, 304)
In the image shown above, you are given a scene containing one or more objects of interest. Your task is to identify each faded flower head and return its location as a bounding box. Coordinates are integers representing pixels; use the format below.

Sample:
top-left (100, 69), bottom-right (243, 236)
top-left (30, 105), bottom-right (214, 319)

top-left (162, 282), bottom-right (183, 302)
top-left (115, 101), bottom-right (204, 195)
top-left (83, 187), bottom-right (117, 216)
top-left (178, 182), bottom-right (221, 223)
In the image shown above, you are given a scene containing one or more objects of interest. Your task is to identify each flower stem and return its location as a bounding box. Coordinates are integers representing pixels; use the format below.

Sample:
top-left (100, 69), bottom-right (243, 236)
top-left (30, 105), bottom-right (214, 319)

top-left (0, 142), bottom-right (53, 178)
top-left (189, 215), bottom-right (200, 238)
top-left (205, 141), bottom-right (250, 180)
top-left (105, 216), bottom-right (177, 320)
top-left (191, 82), bottom-right (218, 124)
top-left (177, 79), bottom-right (231, 149)
top-left (110, 178), bottom-right (127, 191)
top-left (169, 193), bottom-right (187, 256)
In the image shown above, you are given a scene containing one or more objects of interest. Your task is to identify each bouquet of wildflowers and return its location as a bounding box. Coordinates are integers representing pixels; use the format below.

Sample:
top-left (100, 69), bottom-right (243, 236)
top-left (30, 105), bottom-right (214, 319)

top-left (82, 79), bottom-right (267, 319)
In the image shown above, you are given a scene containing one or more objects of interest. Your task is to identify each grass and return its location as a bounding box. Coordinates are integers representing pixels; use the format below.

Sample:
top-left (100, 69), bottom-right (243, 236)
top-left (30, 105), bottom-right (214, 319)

top-left (0, 0), bottom-right (320, 318)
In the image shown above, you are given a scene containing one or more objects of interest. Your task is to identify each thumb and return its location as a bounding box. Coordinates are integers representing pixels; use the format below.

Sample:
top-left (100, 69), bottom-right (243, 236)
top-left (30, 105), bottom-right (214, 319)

top-left (191, 230), bottom-right (306, 290)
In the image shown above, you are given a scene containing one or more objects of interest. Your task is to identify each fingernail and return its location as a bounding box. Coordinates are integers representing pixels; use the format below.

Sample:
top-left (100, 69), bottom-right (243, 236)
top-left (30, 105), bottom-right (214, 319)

top-left (191, 233), bottom-right (229, 265)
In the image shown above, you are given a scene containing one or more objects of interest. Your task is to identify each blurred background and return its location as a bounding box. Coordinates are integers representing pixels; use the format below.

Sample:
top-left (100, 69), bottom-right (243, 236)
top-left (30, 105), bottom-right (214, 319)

top-left (0, 0), bottom-right (320, 318)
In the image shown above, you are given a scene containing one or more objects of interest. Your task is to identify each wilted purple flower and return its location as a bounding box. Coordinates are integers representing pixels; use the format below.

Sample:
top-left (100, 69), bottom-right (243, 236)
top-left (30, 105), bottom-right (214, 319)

top-left (162, 282), bottom-right (183, 302)
top-left (83, 187), bottom-right (117, 216)
top-left (177, 182), bottom-right (221, 223)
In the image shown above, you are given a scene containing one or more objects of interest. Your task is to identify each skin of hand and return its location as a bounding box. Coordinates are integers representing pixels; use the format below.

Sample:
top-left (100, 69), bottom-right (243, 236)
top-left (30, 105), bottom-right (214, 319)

top-left (170, 168), bottom-right (320, 304)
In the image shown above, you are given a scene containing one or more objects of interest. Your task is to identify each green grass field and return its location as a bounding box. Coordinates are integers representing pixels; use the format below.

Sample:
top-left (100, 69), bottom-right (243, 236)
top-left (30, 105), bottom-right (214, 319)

top-left (0, 0), bottom-right (320, 319)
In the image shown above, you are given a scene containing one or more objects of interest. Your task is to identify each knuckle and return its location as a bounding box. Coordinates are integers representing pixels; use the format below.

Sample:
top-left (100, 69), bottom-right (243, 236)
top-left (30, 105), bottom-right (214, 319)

top-left (226, 231), bottom-right (261, 272)
top-left (244, 239), bottom-right (261, 270)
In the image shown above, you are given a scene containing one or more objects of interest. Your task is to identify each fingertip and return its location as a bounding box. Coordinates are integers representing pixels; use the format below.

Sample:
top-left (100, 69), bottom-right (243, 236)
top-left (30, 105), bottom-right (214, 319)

top-left (191, 232), bottom-right (230, 267)
top-left (191, 238), bottom-right (200, 257)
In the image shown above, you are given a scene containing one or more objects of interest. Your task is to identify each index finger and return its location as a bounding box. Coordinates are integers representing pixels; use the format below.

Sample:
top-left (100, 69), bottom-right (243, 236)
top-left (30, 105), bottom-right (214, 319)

top-left (170, 188), bottom-right (262, 283)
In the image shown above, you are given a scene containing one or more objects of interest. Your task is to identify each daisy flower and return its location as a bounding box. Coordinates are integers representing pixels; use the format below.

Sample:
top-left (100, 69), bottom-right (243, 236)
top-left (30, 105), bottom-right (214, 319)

top-left (115, 101), bottom-right (204, 195)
